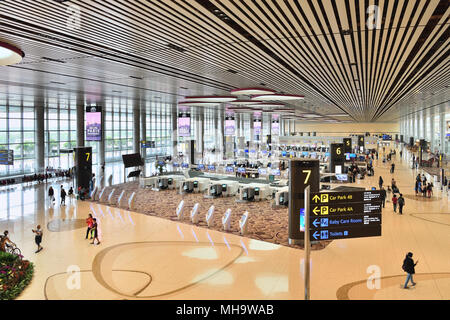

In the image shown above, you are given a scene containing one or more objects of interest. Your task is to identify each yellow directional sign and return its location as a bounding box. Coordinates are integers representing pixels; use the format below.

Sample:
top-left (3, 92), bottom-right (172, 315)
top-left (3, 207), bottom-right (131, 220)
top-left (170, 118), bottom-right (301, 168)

top-left (313, 206), bottom-right (321, 215)
top-left (311, 191), bottom-right (382, 204)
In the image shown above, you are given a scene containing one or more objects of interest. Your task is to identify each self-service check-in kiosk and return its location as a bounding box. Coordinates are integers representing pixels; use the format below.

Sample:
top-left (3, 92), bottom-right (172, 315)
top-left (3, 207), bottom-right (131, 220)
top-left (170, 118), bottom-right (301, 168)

top-left (274, 186), bottom-right (289, 206)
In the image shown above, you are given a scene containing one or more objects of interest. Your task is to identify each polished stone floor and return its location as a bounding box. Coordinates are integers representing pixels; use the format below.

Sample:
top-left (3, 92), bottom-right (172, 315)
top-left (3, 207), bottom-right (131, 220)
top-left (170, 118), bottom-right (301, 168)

top-left (0, 148), bottom-right (449, 300)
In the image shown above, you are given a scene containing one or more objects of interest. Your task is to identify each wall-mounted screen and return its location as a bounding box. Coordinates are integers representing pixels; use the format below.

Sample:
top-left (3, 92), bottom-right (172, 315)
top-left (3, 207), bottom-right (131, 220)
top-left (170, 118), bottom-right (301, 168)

top-left (254, 119), bottom-right (262, 135)
top-left (272, 119), bottom-right (280, 135)
top-left (271, 169), bottom-right (281, 176)
top-left (225, 166), bottom-right (234, 173)
top-left (86, 106), bottom-right (102, 141)
top-left (225, 114), bottom-right (235, 136)
top-left (237, 167), bottom-right (246, 173)
top-left (178, 112), bottom-right (191, 137)
top-left (197, 164), bottom-right (205, 170)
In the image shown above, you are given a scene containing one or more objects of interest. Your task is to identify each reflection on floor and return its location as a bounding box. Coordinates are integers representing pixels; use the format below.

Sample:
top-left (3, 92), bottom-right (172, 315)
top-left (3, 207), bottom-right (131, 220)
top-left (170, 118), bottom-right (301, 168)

top-left (0, 149), bottom-right (449, 300)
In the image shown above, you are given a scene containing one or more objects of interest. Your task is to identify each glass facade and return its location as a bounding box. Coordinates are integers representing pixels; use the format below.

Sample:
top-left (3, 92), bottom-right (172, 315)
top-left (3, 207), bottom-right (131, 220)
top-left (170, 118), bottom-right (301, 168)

top-left (44, 95), bottom-right (78, 171)
top-left (0, 96), bottom-right (36, 177)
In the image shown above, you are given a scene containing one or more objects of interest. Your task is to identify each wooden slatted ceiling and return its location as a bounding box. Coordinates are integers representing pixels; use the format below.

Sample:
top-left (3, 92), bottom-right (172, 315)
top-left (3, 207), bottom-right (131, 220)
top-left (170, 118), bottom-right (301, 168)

top-left (0, 0), bottom-right (447, 122)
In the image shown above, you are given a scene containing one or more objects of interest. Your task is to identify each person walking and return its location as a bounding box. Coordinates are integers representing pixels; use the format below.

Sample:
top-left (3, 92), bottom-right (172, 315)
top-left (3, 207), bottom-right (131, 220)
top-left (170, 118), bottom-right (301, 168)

top-left (398, 194), bottom-right (405, 214)
top-left (90, 218), bottom-right (100, 245)
top-left (402, 252), bottom-right (418, 289)
top-left (380, 186), bottom-right (386, 208)
top-left (48, 186), bottom-right (55, 205)
top-left (392, 194), bottom-right (398, 213)
top-left (85, 214), bottom-right (94, 240)
top-left (391, 162), bottom-right (395, 174)
top-left (32, 225), bottom-right (43, 253)
top-left (415, 180), bottom-right (419, 196)
top-left (378, 176), bottom-right (384, 189)
top-left (60, 185), bottom-right (67, 206)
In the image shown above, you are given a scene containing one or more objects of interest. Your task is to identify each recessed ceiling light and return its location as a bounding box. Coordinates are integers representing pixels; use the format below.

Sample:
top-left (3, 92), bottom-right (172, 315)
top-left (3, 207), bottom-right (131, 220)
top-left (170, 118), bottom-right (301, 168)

top-left (302, 114), bottom-right (322, 118)
top-left (252, 94), bottom-right (305, 101)
top-left (178, 101), bottom-right (222, 107)
top-left (230, 88), bottom-right (276, 96)
top-left (167, 43), bottom-right (186, 53)
top-left (50, 81), bottom-right (66, 85)
top-left (0, 41), bottom-right (24, 66)
top-left (227, 69), bottom-right (238, 74)
top-left (129, 76), bottom-right (143, 80)
top-left (249, 102), bottom-right (285, 108)
top-left (229, 100), bottom-right (264, 105)
top-left (184, 96), bottom-right (237, 103)
top-left (42, 56), bottom-right (66, 63)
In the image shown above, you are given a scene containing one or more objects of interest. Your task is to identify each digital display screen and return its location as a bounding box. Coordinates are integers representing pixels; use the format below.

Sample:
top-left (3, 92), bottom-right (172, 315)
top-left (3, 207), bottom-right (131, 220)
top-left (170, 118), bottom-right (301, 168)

top-left (258, 168), bottom-right (267, 175)
top-left (382, 134), bottom-right (392, 140)
top-left (237, 167), bottom-right (246, 173)
top-left (272, 120), bottom-right (280, 135)
top-left (271, 169), bottom-right (281, 176)
top-left (254, 119), bottom-right (262, 135)
top-left (0, 150), bottom-right (13, 165)
top-left (197, 164), bottom-right (205, 170)
top-left (300, 208), bottom-right (305, 231)
top-left (86, 108), bottom-right (102, 141)
top-left (225, 119), bottom-right (235, 136)
top-left (158, 161), bottom-right (165, 166)
top-left (349, 153), bottom-right (357, 158)
top-left (282, 151), bottom-right (287, 157)
top-left (181, 163), bottom-right (189, 168)
top-left (208, 165), bottom-right (215, 171)
top-left (178, 114), bottom-right (191, 137)
top-left (225, 166), bottom-right (234, 173)
top-left (302, 152), bottom-right (309, 157)
top-left (336, 174), bottom-right (348, 181)
top-left (173, 162), bottom-right (179, 167)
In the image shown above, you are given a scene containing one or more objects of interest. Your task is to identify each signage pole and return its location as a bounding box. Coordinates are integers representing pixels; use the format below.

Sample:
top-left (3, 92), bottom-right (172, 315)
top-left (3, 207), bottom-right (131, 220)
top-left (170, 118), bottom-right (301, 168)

top-left (304, 185), bottom-right (311, 300)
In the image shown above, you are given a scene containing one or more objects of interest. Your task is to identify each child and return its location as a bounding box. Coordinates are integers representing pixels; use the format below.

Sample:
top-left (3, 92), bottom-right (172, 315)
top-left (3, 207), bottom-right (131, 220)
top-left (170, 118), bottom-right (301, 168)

top-left (32, 225), bottom-right (43, 253)
top-left (90, 218), bottom-right (100, 245)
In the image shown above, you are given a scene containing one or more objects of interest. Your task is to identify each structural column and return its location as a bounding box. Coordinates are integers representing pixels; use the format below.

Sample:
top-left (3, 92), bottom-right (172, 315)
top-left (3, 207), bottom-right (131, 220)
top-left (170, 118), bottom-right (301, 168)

top-left (35, 92), bottom-right (45, 173)
top-left (430, 107), bottom-right (435, 152)
top-left (439, 103), bottom-right (445, 154)
top-left (140, 103), bottom-right (146, 175)
top-left (76, 93), bottom-right (85, 147)
top-left (172, 106), bottom-right (178, 157)
top-left (133, 105), bottom-right (140, 154)
top-left (98, 97), bottom-right (106, 173)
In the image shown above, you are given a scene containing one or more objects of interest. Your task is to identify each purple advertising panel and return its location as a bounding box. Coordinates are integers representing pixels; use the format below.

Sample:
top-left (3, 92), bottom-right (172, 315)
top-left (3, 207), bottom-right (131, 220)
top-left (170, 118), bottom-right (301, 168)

top-left (178, 114), bottom-right (191, 137)
top-left (254, 119), bottom-right (262, 135)
top-left (225, 119), bottom-right (235, 136)
top-left (86, 107), bottom-right (102, 141)
top-left (272, 119), bottom-right (280, 135)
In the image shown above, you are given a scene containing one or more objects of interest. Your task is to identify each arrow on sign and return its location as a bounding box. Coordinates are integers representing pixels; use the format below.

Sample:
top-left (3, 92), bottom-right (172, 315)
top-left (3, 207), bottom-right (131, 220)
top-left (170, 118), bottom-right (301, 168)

top-left (313, 231), bottom-right (320, 240)
top-left (312, 206), bottom-right (320, 215)
top-left (312, 195), bottom-right (320, 203)
top-left (312, 219), bottom-right (320, 228)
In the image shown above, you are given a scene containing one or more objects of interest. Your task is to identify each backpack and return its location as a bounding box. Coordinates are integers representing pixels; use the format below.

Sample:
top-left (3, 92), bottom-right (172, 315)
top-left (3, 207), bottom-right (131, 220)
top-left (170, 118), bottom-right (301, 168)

top-left (398, 197), bottom-right (405, 206)
top-left (402, 260), bottom-right (408, 272)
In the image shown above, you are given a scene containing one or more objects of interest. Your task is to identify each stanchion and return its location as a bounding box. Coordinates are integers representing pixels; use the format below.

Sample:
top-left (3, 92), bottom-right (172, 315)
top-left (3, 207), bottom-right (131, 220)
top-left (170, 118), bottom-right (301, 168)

top-left (304, 185), bottom-right (310, 300)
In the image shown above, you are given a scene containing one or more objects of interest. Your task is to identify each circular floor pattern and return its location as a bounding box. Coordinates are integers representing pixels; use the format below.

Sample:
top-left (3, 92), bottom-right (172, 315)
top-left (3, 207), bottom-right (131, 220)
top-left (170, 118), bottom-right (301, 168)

top-left (336, 273), bottom-right (450, 300)
top-left (91, 241), bottom-right (244, 299)
top-left (47, 219), bottom-right (86, 232)
top-left (403, 195), bottom-right (441, 202)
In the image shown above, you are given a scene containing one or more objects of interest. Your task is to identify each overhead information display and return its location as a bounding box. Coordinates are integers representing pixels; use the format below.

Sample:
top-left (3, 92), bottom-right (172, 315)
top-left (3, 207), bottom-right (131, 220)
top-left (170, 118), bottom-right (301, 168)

top-left (0, 150), bottom-right (13, 165)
